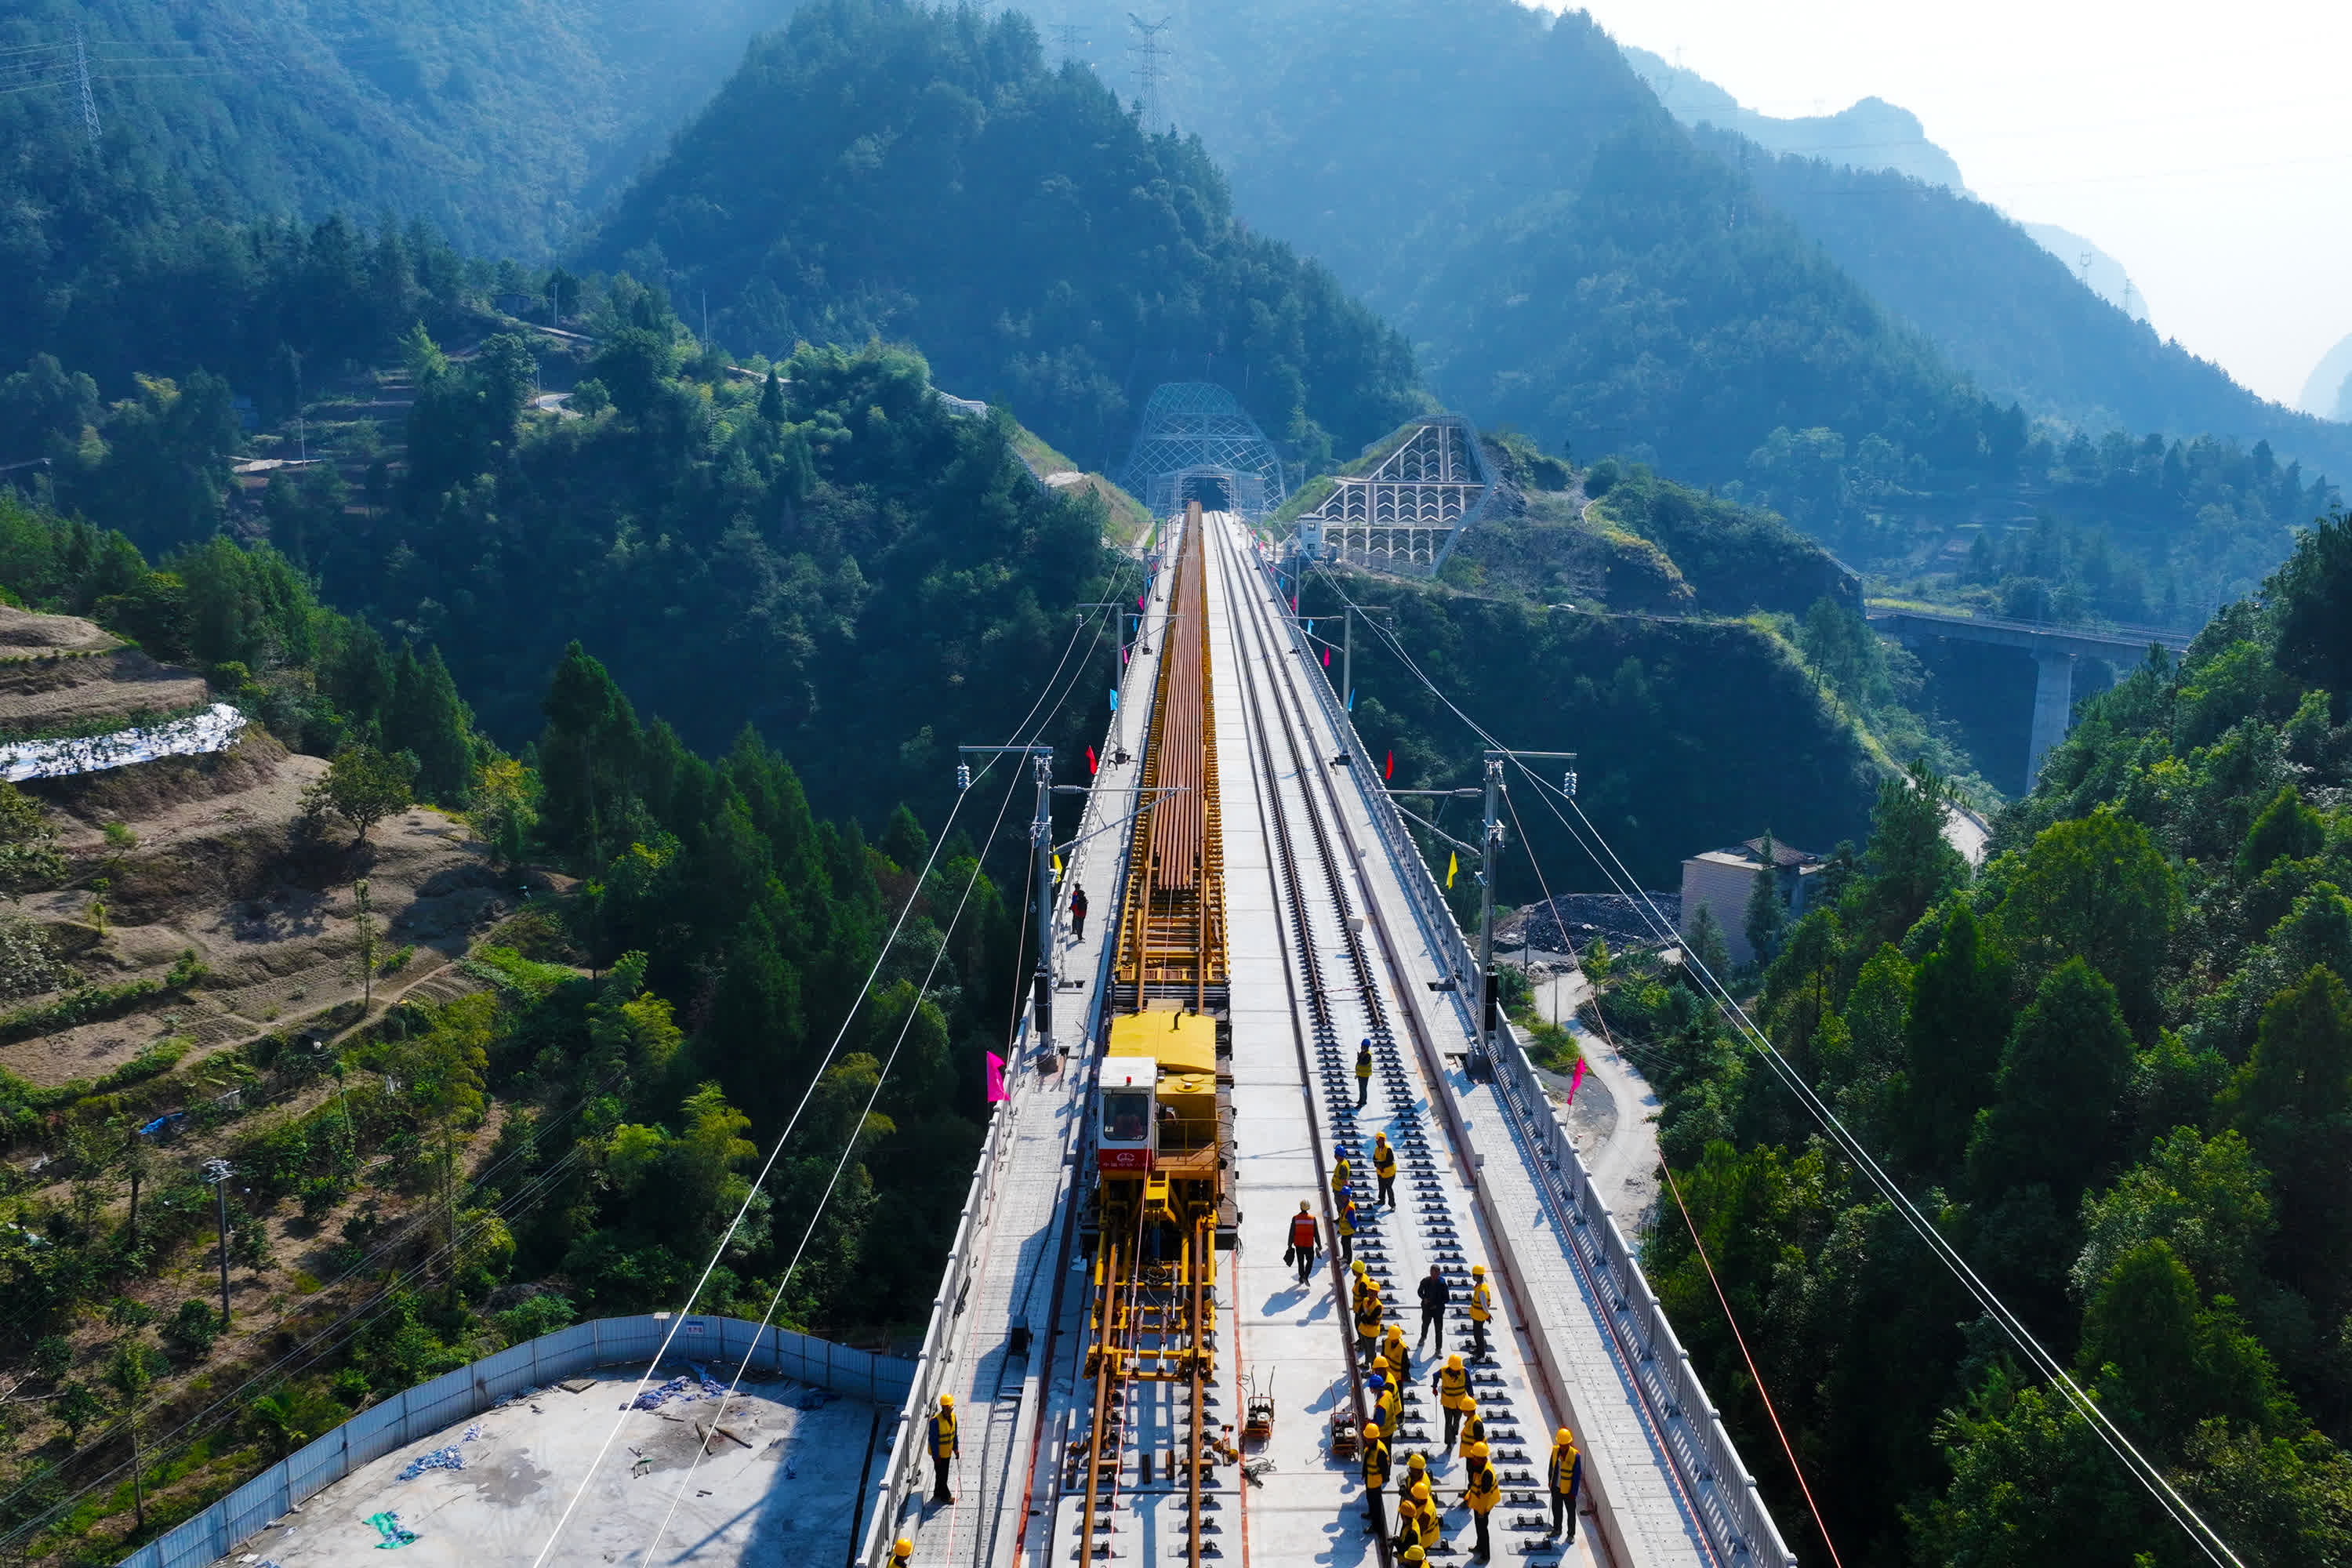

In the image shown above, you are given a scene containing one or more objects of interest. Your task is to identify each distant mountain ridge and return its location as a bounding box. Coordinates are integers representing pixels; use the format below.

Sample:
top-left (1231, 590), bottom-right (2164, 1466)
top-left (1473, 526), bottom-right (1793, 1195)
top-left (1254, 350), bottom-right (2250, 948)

top-left (1621, 46), bottom-right (1968, 191)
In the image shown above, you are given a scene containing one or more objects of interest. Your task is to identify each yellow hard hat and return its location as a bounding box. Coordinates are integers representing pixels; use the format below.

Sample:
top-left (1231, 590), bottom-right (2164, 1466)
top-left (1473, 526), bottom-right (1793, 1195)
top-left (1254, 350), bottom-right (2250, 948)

top-left (939, 1394), bottom-right (953, 1409)
top-left (1468, 1441), bottom-right (1489, 1459)
top-left (1407, 1451), bottom-right (1427, 1471)
top-left (1446, 1353), bottom-right (1462, 1370)
top-left (1410, 1481), bottom-right (1432, 1502)
top-left (1555, 1426), bottom-right (1572, 1444)
top-left (1402, 1549), bottom-right (1426, 1565)
top-left (1472, 1264), bottom-right (1485, 1276)
top-left (1375, 1130), bottom-right (1389, 1143)
top-left (895, 1539), bottom-right (913, 1558)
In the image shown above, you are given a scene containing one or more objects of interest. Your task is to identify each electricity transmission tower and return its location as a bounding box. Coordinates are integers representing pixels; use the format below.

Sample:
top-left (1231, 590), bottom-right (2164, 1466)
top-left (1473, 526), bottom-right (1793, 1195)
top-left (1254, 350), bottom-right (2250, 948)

top-left (1127, 14), bottom-right (1171, 132)
top-left (1052, 20), bottom-right (1087, 60)
top-left (74, 24), bottom-right (100, 146)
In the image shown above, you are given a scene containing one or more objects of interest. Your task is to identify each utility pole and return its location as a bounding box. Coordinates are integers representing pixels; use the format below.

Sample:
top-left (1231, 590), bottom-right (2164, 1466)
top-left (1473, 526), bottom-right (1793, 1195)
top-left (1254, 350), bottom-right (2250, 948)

top-left (1075, 602), bottom-right (1126, 724)
top-left (74, 24), bottom-right (100, 147)
top-left (1127, 14), bottom-right (1171, 132)
top-left (203, 1159), bottom-right (233, 1330)
top-left (959, 746), bottom-right (1058, 1044)
top-left (1341, 603), bottom-right (1390, 715)
top-left (1476, 750), bottom-right (1576, 1069)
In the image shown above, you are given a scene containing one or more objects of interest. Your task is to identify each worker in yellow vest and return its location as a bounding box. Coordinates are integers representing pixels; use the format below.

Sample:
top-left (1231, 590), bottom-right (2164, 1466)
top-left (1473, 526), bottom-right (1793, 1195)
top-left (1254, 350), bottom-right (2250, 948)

top-left (1330, 1156), bottom-right (1352, 1203)
top-left (1360, 1420), bottom-right (1392, 1538)
top-left (892, 1538), bottom-right (914, 1568)
top-left (1467, 1263), bottom-right (1494, 1359)
top-left (1334, 1194), bottom-right (1357, 1265)
top-left (928, 1395), bottom-right (959, 1504)
top-left (1351, 1259), bottom-right (1375, 1316)
top-left (1373, 1132), bottom-right (1398, 1208)
top-left (1433, 1354), bottom-right (1473, 1447)
top-left (1392, 1480), bottom-right (1422, 1555)
top-left (1456, 1396), bottom-right (1486, 1460)
top-left (1548, 1427), bottom-right (1583, 1540)
top-left (1381, 1322), bottom-right (1409, 1375)
top-left (1462, 1442), bottom-right (1501, 1560)
top-left (1356, 1281), bottom-right (1384, 1359)
top-left (1414, 1480), bottom-right (1442, 1551)
top-left (1356, 1038), bottom-right (1374, 1107)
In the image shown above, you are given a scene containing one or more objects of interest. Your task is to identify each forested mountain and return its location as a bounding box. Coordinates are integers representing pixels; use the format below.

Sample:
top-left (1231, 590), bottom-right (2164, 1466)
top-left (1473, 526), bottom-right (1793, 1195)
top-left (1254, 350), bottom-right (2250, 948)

top-left (585, 0), bottom-right (1421, 474)
top-left (1048, 0), bottom-right (2343, 618)
top-left (1718, 132), bottom-right (2352, 469)
top-left (0, 0), bottom-right (798, 263)
top-left (1619, 516), bottom-right (2352, 1565)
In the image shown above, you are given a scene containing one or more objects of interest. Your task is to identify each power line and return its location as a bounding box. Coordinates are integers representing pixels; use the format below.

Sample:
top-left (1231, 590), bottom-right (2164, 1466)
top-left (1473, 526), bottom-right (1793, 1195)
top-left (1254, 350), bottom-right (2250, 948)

top-left (1309, 564), bottom-right (2250, 1568)
top-left (524, 597), bottom-right (1127, 1568)
top-left (1051, 20), bottom-right (1086, 60)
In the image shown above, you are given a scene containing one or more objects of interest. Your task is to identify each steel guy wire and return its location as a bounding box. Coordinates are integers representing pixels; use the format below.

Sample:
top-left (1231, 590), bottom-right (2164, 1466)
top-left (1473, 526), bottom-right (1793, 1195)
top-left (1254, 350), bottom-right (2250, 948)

top-left (636, 763), bottom-right (1029, 1565)
top-left (526, 596), bottom-right (1119, 1568)
top-left (1313, 568), bottom-right (2246, 1567)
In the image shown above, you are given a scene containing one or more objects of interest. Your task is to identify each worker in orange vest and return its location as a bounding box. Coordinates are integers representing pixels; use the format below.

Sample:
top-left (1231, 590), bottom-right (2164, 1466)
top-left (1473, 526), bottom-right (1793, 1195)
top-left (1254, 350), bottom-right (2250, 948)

top-left (1287, 1201), bottom-right (1319, 1284)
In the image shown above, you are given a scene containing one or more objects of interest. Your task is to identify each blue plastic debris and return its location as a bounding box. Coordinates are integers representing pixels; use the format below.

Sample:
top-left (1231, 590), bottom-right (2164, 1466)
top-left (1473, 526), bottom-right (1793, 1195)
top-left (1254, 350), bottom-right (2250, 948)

top-left (396, 1446), bottom-right (464, 1481)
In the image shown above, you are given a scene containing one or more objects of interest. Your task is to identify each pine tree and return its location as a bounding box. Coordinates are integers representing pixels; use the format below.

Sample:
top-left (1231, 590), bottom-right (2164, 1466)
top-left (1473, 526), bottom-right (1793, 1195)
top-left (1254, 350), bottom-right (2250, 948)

top-left (387, 643), bottom-right (474, 804)
top-left (1686, 900), bottom-right (1730, 978)
top-left (1743, 833), bottom-right (1788, 968)
top-left (758, 366), bottom-right (786, 424)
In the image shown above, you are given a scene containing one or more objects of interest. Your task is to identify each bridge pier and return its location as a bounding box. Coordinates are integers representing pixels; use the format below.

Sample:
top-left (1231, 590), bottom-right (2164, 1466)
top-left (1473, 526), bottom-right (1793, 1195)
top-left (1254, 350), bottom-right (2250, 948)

top-left (2027, 649), bottom-right (2075, 786)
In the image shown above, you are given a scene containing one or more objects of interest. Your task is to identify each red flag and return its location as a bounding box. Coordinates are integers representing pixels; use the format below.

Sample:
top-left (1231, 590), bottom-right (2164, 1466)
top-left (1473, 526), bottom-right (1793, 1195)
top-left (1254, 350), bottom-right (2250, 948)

top-left (1086, 744), bottom-right (1098, 775)
top-left (986, 1051), bottom-right (1007, 1103)
top-left (1384, 750), bottom-right (1394, 780)
top-left (1322, 647), bottom-right (1330, 667)
top-left (1567, 1059), bottom-right (1587, 1105)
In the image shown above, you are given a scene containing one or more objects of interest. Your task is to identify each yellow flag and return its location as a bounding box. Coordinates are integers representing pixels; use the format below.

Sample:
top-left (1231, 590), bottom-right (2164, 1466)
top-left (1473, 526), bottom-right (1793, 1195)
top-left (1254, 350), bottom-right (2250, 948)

top-left (1052, 853), bottom-right (1063, 876)
top-left (1446, 852), bottom-right (1458, 887)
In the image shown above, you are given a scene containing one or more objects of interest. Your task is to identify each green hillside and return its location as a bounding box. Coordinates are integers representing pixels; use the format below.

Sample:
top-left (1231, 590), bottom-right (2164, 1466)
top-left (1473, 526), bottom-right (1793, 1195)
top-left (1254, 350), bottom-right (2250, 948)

top-left (584, 0), bottom-right (1421, 473)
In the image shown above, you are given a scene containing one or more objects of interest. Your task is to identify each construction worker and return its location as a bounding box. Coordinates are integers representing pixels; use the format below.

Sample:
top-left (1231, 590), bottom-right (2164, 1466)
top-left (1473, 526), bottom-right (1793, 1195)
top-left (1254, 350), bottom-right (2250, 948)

top-left (1457, 1396), bottom-right (1486, 1461)
top-left (1416, 1264), bottom-right (1449, 1356)
top-left (1381, 1322), bottom-right (1409, 1377)
top-left (892, 1539), bottom-right (913, 1568)
top-left (1334, 1194), bottom-right (1357, 1265)
top-left (1399, 1548), bottom-right (1425, 1568)
top-left (1463, 1443), bottom-right (1501, 1559)
top-left (928, 1395), bottom-right (959, 1504)
top-left (1468, 1263), bottom-right (1494, 1359)
top-left (1434, 1354), bottom-right (1472, 1448)
top-left (1069, 884), bottom-right (1088, 941)
top-left (1355, 1279), bottom-right (1384, 1359)
top-left (1356, 1037), bottom-right (1374, 1106)
top-left (1360, 1414), bottom-right (1392, 1538)
top-left (1548, 1427), bottom-right (1583, 1540)
top-left (1351, 1258), bottom-right (1374, 1314)
top-left (1288, 1200), bottom-right (1319, 1284)
top-left (1373, 1132), bottom-right (1398, 1208)
top-left (1330, 1156), bottom-right (1352, 1203)
top-left (1390, 1479), bottom-right (1420, 1555)
top-left (1412, 1480), bottom-right (1442, 1552)
top-left (1370, 1370), bottom-right (1402, 1438)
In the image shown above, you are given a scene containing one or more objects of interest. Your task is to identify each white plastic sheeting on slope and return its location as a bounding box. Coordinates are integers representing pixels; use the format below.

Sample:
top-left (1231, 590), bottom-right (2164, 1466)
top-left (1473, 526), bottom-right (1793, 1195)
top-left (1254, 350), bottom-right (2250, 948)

top-left (0, 702), bottom-right (246, 783)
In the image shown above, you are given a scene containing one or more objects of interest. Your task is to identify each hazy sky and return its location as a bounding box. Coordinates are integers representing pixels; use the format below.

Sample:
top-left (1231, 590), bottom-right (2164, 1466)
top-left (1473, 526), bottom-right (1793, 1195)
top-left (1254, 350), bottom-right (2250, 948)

top-left (1549, 0), bottom-right (2350, 409)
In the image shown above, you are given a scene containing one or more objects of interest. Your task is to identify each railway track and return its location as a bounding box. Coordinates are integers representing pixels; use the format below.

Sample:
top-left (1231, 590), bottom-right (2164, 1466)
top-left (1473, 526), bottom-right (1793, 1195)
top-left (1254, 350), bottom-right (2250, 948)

top-left (1210, 514), bottom-right (1569, 1566)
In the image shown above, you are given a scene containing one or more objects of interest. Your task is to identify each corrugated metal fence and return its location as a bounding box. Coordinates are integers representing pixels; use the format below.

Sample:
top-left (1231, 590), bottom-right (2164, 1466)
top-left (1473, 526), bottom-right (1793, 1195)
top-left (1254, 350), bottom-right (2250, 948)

top-left (114, 1316), bottom-right (913, 1568)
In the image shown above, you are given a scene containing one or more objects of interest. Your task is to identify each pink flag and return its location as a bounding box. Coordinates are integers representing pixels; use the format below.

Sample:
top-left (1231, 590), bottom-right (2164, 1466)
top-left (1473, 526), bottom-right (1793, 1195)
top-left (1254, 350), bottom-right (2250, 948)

top-left (1138, 593), bottom-right (1146, 612)
top-left (1323, 647), bottom-right (1331, 666)
top-left (1567, 1059), bottom-right (1587, 1105)
top-left (986, 1051), bottom-right (1008, 1102)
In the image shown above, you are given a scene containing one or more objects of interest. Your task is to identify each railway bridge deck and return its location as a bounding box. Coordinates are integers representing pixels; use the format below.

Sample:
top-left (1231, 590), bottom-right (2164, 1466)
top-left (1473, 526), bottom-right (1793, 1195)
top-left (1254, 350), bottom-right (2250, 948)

top-left (865, 512), bottom-right (1786, 1568)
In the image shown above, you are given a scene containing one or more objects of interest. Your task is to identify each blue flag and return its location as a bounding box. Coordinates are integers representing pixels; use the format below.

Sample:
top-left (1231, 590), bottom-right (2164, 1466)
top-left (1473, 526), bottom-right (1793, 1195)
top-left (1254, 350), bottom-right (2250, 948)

top-left (1109, 688), bottom-right (1119, 712)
